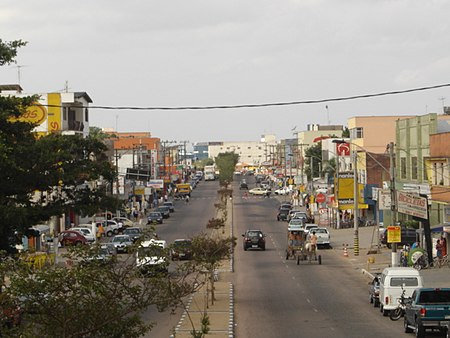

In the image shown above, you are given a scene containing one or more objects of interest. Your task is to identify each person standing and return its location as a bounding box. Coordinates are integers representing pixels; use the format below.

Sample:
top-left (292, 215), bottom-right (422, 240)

top-left (436, 239), bottom-right (444, 267)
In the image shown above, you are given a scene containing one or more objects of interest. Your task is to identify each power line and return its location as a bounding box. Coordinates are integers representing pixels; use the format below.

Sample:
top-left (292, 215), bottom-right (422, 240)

top-left (42, 82), bottom-right (450, 111)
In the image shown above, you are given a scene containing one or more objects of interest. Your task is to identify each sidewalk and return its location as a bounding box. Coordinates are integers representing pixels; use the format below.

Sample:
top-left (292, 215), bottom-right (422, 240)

top-left (328, 225), bottom-right (450, 287)
top-left (171, 197), bottom-right (234, 338)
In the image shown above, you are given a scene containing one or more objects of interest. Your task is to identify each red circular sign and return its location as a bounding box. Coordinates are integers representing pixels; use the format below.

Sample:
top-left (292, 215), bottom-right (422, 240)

top-left (316, 193), bottom-right (326, 203)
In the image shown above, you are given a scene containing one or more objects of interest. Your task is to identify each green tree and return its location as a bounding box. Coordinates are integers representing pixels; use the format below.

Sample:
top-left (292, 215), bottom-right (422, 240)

top-left (0, 40), bottom-right (117, 252)
top-left (0, 245), bottom-right (196, 338)
top-left (214, 152), bottom-right (238, 187)
top-left (304, 143), bottom-right (322, 180)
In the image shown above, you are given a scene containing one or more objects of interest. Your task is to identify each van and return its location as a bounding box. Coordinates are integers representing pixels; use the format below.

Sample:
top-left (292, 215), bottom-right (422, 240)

top-left (380, 227), bottom-right (417, 249)
top-left (379, 267), bottom-right (423, 316)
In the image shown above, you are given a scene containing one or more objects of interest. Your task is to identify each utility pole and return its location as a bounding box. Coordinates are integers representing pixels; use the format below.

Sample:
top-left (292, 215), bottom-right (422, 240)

top-left (353, 149), bottom-right (359, 256)
top-left (389, 142), bottom-right (399, 266)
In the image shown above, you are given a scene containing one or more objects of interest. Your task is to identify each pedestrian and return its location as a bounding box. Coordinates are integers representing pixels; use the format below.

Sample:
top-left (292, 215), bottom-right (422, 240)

top-left (436, 239), bottom-right (444, 267)
top-left (97, 223), bottom-right (104, 240)
top-left (441, 236), bottom-right (447, 257)
top-left (133, 208), bottom-right (139, 221)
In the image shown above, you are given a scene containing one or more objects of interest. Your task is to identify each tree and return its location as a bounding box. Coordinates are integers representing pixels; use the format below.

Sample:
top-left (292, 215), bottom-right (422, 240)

top-left (0, 40), bottom-right (118, 252)
top-left (214, 152), bottom-right (238, 187)
top-left (0, 244), bottom-right (197, 338)
top-left (304, 143), bottom-right (322, 180)
top-left (190, 233), bottom-right (236, 306)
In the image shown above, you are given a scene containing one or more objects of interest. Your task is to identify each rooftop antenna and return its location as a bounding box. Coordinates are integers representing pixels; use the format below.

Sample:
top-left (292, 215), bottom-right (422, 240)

top-left (438, 97), bottom-right (446, 112)
top-left (326, 105), bottom-right (330, 125)
top-left (64, 81), bottom-right (69, 92)
top-left (12, 64), bottom-right (28, 85)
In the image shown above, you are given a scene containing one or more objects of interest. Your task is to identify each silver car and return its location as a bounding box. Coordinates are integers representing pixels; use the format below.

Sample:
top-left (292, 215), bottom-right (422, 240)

top-left (111, 235), bottom-right (133, 253)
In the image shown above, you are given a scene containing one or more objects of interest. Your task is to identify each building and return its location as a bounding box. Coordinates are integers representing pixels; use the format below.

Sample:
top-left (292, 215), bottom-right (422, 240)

top-left (0, 84), bottom-right (92, 137)
top-left (395, 113), bottom-right (450, 227)
top-left (208, 134), bottom-right (277, 166)
top-left (429, 132), bottom-right (450, 224)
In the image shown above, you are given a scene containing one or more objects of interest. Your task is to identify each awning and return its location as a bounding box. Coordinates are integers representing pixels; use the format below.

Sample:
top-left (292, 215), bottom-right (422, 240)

top-left (431, 223), bottom-right (450, 233)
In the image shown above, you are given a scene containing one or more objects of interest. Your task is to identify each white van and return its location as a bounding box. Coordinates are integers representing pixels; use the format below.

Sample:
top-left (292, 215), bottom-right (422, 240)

top-left (379, 267), bottom-right (423, 316)
top-left (136, 239), bottom-right (168, 275)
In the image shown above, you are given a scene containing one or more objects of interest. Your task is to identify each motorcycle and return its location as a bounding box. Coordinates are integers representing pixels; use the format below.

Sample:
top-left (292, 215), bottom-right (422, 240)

top-left (389, 288), bottom-right (409, 321)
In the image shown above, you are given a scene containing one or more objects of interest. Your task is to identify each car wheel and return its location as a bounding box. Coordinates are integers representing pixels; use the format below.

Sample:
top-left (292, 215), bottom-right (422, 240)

top-left (404, 317), bottom-right (413, 333)
top-left (243, 246), bottom-right (247, 251)
top-left (415, 320), bottom-right (425, 337)
top-left (106, 231), bottom-right (113, 237)
top-left (113, 229), bottom-right (119, 234)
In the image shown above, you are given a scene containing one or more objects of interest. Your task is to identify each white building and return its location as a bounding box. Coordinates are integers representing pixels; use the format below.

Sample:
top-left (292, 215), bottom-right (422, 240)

top-left (208, 134), bottom-right (277, 166)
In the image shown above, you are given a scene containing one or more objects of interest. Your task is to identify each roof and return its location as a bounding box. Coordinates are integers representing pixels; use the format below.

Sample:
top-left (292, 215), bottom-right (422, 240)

top-left (74, 92), bottom-right (93, 103)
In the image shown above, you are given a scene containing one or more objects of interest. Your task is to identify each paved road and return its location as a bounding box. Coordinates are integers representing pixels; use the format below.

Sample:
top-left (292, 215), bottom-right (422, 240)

top-left (141, 179), bottom-right (221, 338)
top-left (231, 176), bottom-right (408, 338)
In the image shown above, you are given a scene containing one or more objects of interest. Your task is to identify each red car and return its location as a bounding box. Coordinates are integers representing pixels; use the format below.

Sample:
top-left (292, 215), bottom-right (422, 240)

top-left (59, 230), bottom-right (88, 247)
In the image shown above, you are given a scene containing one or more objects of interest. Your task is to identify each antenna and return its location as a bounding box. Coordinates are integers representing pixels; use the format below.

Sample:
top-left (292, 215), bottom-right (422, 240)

top-left (12, 64), bottom-right (29, 85)
top-left (326, 105), bottom-right (330, 125)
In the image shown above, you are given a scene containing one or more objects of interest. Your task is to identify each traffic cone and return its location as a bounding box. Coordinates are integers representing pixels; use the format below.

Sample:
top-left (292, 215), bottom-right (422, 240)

top-left (343, 244), bottom-right (349, 257)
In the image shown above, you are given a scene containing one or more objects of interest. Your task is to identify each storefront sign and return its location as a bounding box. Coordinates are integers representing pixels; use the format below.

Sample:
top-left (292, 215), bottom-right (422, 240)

top-left (397, 191), bottom-right (428, 219)
top-left (387, 226), bottom-right (401, 243)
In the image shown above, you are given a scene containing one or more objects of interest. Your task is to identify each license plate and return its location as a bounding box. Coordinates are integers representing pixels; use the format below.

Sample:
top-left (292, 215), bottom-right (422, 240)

top-left (252, 245), bottom-right (258, 248)
top-left (179, 253), bottom-right (185, 256)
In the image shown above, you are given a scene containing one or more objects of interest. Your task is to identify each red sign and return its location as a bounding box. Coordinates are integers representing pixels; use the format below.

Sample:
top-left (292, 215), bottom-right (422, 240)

top-left (336, 143), bottom-right (350, 156)
top-left (316, 193), bottom-right (326, 203)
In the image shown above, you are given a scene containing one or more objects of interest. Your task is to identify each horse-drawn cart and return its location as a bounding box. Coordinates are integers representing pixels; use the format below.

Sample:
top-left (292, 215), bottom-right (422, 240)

top-left (285, 224), bottom-right (322, 265)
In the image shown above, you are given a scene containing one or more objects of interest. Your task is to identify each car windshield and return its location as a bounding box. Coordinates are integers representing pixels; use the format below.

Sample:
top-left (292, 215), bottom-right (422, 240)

top-left (125, 229), bottom-right (140, 234)
top-left (150, 213), bottom-right (160, 217)
top-left (247, 231), bottom-right (262, 237)
top-left (314, 228), bottom-right (328, 234)
top-left (174, 240), bottom-right (192, 248)
top-left (113, 236), bottom-right (130, 243)
top-left (138, 246), bottom-right (164, 258)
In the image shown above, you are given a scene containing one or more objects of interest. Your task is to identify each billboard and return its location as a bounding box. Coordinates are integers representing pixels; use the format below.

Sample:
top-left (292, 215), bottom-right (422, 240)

top-left (337, 172), bottom-right (368, 210)
top-left (397, 191), bottom-right (428, 219)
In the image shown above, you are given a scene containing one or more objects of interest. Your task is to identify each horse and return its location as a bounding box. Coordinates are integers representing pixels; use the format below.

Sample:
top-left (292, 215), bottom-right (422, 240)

top-left (304, 242), bottom-right (317, 263)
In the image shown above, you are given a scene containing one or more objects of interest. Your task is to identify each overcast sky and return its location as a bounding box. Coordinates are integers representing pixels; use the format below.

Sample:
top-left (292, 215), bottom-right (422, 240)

top-left (1, 0), bottom-right (450, 143)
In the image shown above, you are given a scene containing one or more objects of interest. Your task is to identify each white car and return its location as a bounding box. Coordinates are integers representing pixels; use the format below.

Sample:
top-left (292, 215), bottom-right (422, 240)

top-left (274, 187), bottom-right (291, 195)
top-left (70, 227), bottom-right (96, 243)
top-left (304, 224), bottom-right (319, 235)
top-left (307, 227), bottom-right (330, 248)
top-left (249, 187), bottom-right (269, 195)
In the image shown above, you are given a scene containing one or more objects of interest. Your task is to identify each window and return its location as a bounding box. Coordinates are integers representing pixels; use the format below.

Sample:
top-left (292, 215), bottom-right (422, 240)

top-left (401, 158), bottom-right (407, 179)
top-left (350, 127), bottom-right (364, 139)
top-left (390, 277), bottom-right (419, 287)
top-left (411, 157), bottom-right (418, 180)
top-left (423, 162), bottom-right (428, 181)
top-left (63, 107), bottom-right (67, 120)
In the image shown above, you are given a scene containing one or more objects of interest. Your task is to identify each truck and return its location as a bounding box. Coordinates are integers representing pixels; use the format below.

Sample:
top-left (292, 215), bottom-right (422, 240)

top-left (204, 165), bottom-right (216, 181)
top-left (404, 287), bottom-right (450, 337)
top-left (175, 183), bottom-right (191, 197)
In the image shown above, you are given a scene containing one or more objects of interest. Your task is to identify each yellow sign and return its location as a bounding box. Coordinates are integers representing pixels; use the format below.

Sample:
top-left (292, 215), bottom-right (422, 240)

top-left (9, 103), bottom-right (47, 125)
top-left (47, 93), bottom-right (61, 132)
top-left (387, 226), bottom-right (401, 243)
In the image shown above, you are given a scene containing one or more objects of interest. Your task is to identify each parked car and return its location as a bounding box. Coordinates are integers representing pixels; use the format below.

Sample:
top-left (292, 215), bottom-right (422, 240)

top-left (147, 212), bottom-right (163, 224)
top-left (163, 201), bottom-right (175, 213)
top-left (59, 230), bottom-right (88, 247)
top-left (70, 227), bottom-right (96, 243)
top-left (380, 227), bottom-right (417, 248)
top-left (249, 187), bottom-right (269, 196)
top-left (123, 227), bottom-right (143, 243)
top-left (95, 220), bottom-right (120, 237)
top-left (307, 227), bottom-right (330, 248)
top-left (368, 274), bottom-right (381, 307)
top-left (110, 235), bottom-right (133, 253)
top-left (170, 239), bottom-right (193, 260)
top-left (82, 243), bottom-right (117, 265)
top-left (155, 206), bottom-right (170, 219)
top-left (274, 187), bottom-right (291, 195)
top-left (242, 230), bottom-right (266, 251)
top-left (277, 208), bottom-right (290, 221)
top-left (404, 287), bottom-right (450, 336)
top-left (112, 217), bottom-right (134, 228)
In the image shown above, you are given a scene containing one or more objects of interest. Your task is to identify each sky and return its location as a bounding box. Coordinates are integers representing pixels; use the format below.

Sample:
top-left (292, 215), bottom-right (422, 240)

top-left (1, 0), bottom-right (450, 144)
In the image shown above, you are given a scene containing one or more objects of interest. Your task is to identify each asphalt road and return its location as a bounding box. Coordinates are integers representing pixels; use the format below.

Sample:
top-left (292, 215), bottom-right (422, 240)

top-left (231, 175), bottom-right (408, 338)
top-left (142, 179), bottom-right (220, 338)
